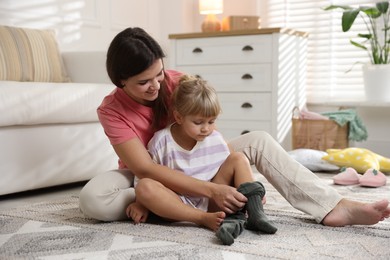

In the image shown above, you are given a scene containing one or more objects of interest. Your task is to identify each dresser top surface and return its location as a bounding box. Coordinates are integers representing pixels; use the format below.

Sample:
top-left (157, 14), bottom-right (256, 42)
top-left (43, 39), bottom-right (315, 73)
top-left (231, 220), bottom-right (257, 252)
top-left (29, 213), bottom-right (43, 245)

top-left (168, 28), bottom-right (308, 39)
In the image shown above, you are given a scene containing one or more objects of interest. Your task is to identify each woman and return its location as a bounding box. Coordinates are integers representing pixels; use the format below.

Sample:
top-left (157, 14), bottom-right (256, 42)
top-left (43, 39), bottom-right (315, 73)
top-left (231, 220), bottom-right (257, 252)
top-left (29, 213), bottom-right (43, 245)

top-left (79, 27), bottom-right (390, 227)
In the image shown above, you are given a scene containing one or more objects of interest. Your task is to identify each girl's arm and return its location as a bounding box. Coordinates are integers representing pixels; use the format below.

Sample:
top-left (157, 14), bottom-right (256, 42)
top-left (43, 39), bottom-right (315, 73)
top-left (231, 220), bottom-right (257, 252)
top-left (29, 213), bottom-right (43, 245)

top-left (113, 138), bottom-right (247, 214)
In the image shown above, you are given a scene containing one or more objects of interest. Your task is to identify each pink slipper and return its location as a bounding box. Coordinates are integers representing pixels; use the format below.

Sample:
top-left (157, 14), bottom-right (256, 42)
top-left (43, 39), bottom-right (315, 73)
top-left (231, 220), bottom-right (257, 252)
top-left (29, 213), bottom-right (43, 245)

top-left (359, 168), bottom-right (387, 187)
top-left (333, 167), bottom-right (360, 185)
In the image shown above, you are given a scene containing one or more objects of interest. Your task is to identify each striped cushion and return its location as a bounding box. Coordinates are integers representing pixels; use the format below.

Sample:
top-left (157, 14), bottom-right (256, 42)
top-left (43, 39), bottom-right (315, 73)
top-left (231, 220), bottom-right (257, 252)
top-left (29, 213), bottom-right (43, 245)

top-left (0, 25), bottom-right (70, 82)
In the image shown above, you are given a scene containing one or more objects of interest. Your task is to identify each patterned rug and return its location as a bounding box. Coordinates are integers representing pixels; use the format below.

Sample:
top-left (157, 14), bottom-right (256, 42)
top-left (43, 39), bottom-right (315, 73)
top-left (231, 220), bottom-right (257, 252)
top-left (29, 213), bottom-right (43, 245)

top-left (1, 173), bottom-right (389, 259)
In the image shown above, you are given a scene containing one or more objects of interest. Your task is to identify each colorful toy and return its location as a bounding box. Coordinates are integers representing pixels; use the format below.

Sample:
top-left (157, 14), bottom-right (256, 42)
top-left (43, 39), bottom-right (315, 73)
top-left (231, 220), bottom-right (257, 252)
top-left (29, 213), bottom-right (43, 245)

top-left (322, 147), bottom-right (390, 174)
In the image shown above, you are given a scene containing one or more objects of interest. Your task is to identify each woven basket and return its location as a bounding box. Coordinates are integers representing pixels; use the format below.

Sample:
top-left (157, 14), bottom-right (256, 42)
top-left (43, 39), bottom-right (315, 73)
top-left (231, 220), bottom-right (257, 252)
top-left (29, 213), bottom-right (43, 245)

top-left (292, 109), bottom-right (349, 151)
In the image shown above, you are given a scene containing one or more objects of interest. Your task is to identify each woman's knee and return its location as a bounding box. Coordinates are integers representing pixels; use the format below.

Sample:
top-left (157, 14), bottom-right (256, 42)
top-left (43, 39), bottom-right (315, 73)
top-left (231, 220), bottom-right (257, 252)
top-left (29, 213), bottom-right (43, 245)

top-left (229, 131), bottom-right (276, 151)
top-left (79, 180), bottom-right (108, 220)
top-left (79, 170), bottom-right (135, 221)
top-left (246, 131), bottom-right (273, 142)
top-left (230, 131), bottom-right (269, 145)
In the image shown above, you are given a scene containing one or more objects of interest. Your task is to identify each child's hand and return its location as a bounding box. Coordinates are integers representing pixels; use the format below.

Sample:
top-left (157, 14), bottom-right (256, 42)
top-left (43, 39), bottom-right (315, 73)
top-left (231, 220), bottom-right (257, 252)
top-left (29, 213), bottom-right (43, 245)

top-left (126, 202), bottom-right (149, 224)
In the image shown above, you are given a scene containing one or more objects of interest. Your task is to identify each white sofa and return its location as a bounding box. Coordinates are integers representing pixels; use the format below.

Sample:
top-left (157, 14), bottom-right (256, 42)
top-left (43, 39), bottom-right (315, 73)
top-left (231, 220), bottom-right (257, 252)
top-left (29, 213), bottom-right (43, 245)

top-left (0, 51), bottom-right (118, 195)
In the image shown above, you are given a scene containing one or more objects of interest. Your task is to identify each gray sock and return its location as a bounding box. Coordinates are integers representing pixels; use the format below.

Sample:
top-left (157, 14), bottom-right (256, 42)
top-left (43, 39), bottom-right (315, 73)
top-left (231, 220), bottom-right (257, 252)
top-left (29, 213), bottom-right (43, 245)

top-left (237, 181), bottom-right (277, 234)
top-left (216, 211), bottom-right (246, 245)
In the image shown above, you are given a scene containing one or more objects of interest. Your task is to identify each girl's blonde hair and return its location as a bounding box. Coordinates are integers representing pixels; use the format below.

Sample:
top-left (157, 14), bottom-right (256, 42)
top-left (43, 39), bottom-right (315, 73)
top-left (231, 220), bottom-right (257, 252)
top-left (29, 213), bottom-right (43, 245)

top-left (172, 74), bottom-right (221, 117)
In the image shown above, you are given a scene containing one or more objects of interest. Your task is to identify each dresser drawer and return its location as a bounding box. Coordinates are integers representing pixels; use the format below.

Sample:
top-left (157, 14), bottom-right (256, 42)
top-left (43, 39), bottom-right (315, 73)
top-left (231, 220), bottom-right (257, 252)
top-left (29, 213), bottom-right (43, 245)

top-left (217, 120), bottom-right (271, 141)
top-left (218, 93), bottom-right (271, 120)
top-left (176, 64), bottom-right (271, 92)
top-left (174, 35), bottom-right (272, 65)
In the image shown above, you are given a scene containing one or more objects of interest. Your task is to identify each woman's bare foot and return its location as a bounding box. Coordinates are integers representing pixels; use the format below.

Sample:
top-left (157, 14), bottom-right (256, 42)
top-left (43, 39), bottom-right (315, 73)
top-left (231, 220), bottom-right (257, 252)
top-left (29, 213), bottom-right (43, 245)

top-left (322, 199), bottom-right (390, 227)
top-left (199, 211), bottom-right (226, 231)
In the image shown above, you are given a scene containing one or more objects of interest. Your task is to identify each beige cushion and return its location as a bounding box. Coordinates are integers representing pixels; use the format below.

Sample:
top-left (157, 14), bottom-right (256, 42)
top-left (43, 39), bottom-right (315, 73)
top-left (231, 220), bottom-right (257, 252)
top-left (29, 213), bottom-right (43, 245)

top-left (0, 25), bottom-right (70, 82)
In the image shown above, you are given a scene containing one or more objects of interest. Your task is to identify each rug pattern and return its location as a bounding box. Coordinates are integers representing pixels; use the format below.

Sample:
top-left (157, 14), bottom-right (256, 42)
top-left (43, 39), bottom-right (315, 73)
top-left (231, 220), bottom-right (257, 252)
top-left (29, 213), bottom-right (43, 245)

top-left (0, 173), bottom-right (389, 259)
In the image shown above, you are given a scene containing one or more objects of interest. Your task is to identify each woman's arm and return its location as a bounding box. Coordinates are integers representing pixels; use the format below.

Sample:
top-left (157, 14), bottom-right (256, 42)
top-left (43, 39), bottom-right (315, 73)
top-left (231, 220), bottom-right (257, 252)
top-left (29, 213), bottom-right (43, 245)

top-left (113, 138), bottom-right (247, 213)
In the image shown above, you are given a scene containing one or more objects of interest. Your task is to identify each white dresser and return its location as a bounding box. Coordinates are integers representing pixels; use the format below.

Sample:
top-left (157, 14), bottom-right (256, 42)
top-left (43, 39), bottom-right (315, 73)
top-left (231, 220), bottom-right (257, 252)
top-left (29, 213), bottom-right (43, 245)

top-left (169, 28), bottom-right (307, 143)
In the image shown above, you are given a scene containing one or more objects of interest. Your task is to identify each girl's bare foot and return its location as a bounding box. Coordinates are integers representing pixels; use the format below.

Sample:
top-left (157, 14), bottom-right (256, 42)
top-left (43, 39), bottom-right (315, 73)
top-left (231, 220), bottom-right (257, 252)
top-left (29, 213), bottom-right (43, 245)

top-left (199, 211), bottom-right (226, 231)
top-left (322, 199), bottom-right (390, 227)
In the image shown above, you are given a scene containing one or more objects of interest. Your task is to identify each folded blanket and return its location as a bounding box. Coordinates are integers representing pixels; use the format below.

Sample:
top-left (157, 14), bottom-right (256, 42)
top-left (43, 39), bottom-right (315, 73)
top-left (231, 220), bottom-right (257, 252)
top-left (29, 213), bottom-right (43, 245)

top-left (299, 107), bottom-right (329, 120)
top-left (321, 109), bottom-right (368, 142)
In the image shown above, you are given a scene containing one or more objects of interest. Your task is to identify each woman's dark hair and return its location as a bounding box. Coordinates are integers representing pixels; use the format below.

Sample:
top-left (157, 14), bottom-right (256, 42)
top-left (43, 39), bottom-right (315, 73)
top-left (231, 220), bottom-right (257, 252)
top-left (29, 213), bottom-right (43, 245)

top-left (106, 27), bottom-right (169, 130)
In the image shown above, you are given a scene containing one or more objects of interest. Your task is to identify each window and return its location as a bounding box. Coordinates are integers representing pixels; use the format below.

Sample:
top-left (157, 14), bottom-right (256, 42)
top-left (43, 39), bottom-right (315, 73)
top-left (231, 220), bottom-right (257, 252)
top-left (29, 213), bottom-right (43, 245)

top-left (261, 0), bottom-right (378, 103)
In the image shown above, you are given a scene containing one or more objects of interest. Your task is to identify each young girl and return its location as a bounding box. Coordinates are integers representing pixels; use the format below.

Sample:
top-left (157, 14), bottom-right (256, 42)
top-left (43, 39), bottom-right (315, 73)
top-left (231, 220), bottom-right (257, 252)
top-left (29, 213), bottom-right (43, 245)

top-left (79, 27), bottom-right (390, 228)
top-left (127, 74), bottom-right (277, 244)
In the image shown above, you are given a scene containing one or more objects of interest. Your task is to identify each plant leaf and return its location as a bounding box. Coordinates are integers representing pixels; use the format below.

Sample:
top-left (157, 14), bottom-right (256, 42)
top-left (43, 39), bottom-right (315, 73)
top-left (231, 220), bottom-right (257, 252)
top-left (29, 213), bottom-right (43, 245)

top-left (350, 40), bottom-right (367, 50)
top-left (323, 5), bottom-right (352, 11)
top-left (361, 7), bottom-right (381, 18)
top-left (357, 33), bottom-right (372, 39)
top-left (345, 61), bottom-right (364, 73)
top-left (377, 2), bottom-right (389, 14)
top-left (342, 9), bottom-right (360, 32)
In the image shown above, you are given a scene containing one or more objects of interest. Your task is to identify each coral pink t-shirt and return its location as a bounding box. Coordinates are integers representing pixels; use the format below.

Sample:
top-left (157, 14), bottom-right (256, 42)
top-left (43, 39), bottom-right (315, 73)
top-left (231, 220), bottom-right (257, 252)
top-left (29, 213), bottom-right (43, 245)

top-left (97, 70), bottom-right (182, 169)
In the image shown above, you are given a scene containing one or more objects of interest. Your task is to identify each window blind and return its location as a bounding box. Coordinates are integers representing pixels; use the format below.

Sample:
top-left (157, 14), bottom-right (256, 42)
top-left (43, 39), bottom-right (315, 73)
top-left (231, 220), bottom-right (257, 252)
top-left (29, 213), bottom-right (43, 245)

top-left (262, 0), bottom-right (379, 102)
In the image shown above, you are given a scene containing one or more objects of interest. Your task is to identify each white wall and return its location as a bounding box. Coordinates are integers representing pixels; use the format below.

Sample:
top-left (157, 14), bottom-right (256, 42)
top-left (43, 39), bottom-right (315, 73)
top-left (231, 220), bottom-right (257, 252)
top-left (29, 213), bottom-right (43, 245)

top-left (0, 0), bottom-right (258, 53)
top-left (0, 0), bottom-right (187, 53)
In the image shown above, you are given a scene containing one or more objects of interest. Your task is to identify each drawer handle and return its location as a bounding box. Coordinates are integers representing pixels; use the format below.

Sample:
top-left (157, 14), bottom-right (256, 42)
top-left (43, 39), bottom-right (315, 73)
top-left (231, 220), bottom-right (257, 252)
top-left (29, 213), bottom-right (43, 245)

top-left (242, 45), bottom-right (254, 51)
top-left (241, 130), bottom-right (250, 135)
top-left (241, 102), bottom-right (253, 108)
top-left (192, 47), bottom-right (203, 53)
top-left (241, 74), bottom-right (253, 80)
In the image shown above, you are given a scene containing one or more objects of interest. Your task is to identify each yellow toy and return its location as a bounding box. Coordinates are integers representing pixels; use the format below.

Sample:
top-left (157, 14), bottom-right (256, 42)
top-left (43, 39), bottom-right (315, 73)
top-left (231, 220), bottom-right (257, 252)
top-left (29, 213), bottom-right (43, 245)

top-left (322, 147), bottom-right (390, 174)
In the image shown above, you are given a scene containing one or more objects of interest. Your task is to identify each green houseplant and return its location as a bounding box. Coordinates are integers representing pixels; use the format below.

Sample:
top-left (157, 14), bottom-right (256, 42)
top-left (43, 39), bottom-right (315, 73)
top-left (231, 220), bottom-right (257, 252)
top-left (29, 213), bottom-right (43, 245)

top-left (325, 1), bottom-right (390, 101)
top-left (325, 1), bottom-right (390, 65)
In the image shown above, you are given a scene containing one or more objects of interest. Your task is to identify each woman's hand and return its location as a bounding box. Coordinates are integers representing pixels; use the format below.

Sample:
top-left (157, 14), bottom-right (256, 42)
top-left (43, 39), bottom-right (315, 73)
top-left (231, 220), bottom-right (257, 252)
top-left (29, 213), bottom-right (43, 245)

top-left (126, 201), bottom-right (149, 224)
top-left (211, 184), bottom-right (247, 214)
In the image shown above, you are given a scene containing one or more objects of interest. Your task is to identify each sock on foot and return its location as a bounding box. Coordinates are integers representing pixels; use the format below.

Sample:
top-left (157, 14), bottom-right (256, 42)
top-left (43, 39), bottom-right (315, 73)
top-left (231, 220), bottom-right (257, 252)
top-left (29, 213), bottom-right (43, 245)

top-left (237, 181), bottom-right (277, 234)
top-left (216, 212), bottom-right (246, 245)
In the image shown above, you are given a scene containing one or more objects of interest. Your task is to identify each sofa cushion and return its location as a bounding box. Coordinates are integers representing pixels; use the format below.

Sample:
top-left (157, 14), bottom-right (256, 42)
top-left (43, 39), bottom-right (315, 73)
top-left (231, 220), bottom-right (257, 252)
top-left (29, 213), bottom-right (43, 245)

top-left (0, 81), bottom-right (115, 126)
top-left (0, 25), bottom-right (70, 82)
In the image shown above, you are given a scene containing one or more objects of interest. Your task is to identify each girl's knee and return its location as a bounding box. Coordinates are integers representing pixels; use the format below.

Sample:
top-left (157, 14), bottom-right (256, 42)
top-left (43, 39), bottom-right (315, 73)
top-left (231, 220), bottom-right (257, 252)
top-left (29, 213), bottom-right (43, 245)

top-left (135, 178), bottom-right (162, 199)
top-left (227, 151), bottom-right (250, 165)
